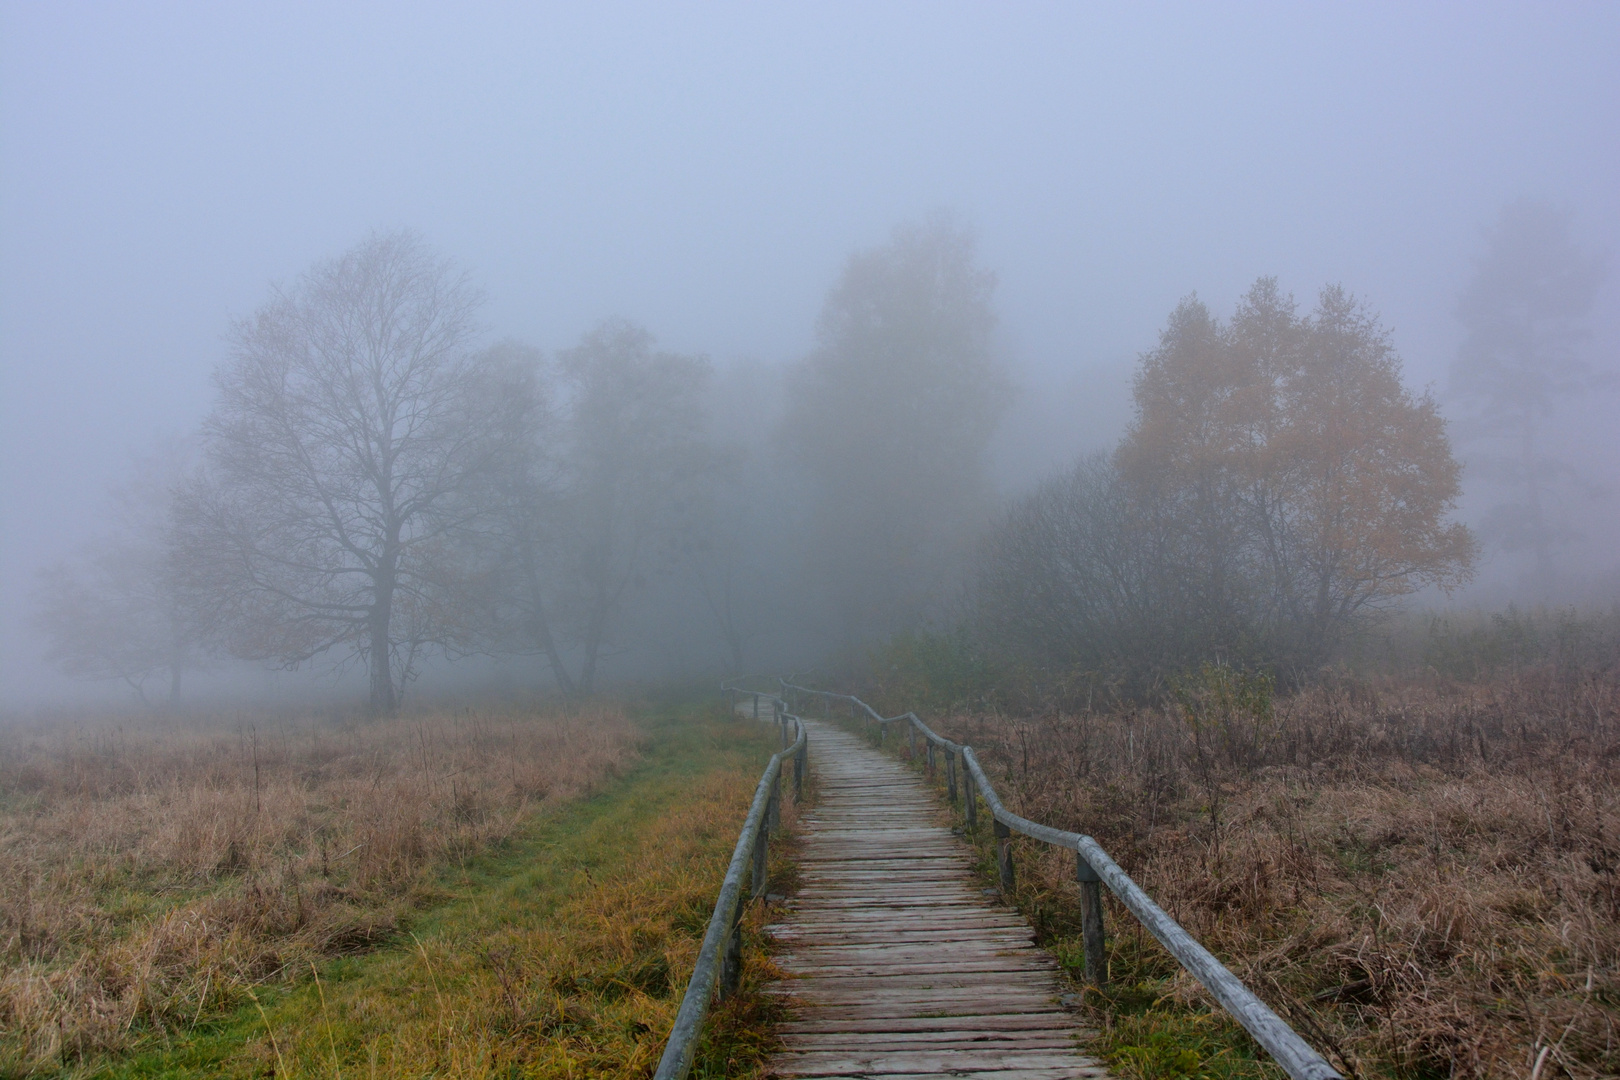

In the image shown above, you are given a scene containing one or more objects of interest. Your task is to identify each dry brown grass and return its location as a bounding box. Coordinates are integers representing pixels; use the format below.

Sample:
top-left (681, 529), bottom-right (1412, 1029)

top-left (901, 668), bottom-right (1620, 1079)
top-left (0, 701), bottom-right (641, 1069)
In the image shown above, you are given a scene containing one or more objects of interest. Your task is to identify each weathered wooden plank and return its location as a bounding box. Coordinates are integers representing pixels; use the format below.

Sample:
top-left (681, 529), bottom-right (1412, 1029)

top-left (776, 1000), bottom-right (1068, 1017)
top-left (771, 972), bottom-right (1062, 992)
top-left (777, 926), bottom-right (1034, 941)
top-left (773, 987), bottom-right (1061, 1007)
top-left (776, 1073), bottom-right (1103, 1080)
top-left (774, 1050), bottom-right (1105, 1075)
top-left (770, 914), bottom-right (1029, 929)
top-left (776, 958), bottom-right (1059, 977)
top-left (780, 1029), bottom-right (1082, 1049)
top-left (777, 1013), bottom-right (1080, 1034)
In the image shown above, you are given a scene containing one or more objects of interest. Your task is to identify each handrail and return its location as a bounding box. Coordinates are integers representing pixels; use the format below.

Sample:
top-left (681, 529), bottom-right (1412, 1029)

top-left (778, 678), bottom-right (1341, 1080)
top-left (653, 685), bottom-right (807, 1080)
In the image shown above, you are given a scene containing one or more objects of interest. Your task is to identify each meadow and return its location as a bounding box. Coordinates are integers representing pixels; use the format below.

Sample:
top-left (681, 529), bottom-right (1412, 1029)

top-left (0, 697), bottom-right (786, 1077)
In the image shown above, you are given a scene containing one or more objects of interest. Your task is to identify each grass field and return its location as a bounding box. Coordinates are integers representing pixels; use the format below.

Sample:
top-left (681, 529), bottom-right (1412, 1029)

top-left (0, 697), bottom-right (787, 1078)
top-left (864, 665), bottom-right (1620, 1080)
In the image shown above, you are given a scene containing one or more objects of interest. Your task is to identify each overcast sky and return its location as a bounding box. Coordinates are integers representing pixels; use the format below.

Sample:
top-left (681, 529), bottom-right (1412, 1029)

top-left (3, 2), bottom-right (1617, 702)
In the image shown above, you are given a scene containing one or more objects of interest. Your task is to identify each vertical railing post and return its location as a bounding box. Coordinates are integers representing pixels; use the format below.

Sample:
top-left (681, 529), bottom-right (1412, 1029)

top-left (720, 895), bottom-right (744, 999)
top-left (752, 693), bottom-right (760, 720)
top-left (1077, 849), bottom-right (1107, 986)
top-left (964, 766), bottom-right (977, 830)
top-left (995, 819), bottom-right (1015, 893)
top-left (751, 818), bottom-right (770, 900)
top-left (926, 741), bottom-right (935, 774)
top-left (794, 725), bottom-right (806, 800)
top-left (946, 749), bottom-right (958, 804)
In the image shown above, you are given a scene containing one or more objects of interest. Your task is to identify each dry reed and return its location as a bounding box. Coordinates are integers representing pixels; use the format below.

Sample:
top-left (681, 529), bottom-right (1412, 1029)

top-left (0, 701), bottom-right (641, 1070)
top-left (905, 668), bottom-right (1620, 1079)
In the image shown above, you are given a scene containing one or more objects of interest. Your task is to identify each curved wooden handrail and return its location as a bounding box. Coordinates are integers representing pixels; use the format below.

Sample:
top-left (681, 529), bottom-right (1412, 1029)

top-left (653, 687), bottom-right (807, 1080)
top-left (777, 678), bottom-right (1341, 1080)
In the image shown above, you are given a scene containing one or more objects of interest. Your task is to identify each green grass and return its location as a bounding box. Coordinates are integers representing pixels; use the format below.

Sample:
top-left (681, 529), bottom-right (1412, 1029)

top-left (52, 699), bottom-right (784, 1080)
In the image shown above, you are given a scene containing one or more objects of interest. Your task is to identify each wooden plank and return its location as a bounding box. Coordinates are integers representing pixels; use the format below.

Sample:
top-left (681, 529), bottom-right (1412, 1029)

top-left (773, 1073), bottom-right (1102, 1080)
top-left (774, 987), bottom-right (1062, 1007)
top-left (780, 1029), bottom-right (1082, 1049)
top-left (778, 1013), bottom-right (1081, 1034)
top-left (774, 1050), bottom-right (1105, 1075)
top-left (776, 959), bottom-right (1059, 977)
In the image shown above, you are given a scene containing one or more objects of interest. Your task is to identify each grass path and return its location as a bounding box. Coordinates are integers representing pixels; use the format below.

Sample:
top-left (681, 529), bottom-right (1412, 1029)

top-left (75, 699), bottom-right (781, 1080)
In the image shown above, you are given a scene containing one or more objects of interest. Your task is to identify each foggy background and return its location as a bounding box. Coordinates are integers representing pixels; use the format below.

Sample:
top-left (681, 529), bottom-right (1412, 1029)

top-left (3, 2), bottom-right (1617, 706)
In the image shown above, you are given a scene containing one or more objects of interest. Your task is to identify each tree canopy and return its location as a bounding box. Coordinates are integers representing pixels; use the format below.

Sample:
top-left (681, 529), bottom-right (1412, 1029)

top-left (976, 278), bottom-right (1475, 688)
top-left (780, 214), bottom-right (1010, 643)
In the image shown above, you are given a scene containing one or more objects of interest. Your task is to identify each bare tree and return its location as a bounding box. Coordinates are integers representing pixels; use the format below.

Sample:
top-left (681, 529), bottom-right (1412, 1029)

top-left (32, 438), bottom-right (202, 706)
top-left (173, 231), bottom-right (511, 714)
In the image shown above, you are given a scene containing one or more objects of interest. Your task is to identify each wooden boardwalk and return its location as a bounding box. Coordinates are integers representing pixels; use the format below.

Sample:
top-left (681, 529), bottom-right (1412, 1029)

top-left (763, 716), bottom-right (1107, 1080)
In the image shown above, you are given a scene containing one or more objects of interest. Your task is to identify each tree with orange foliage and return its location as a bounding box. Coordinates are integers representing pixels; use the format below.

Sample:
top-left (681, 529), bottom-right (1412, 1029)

top-left (1118, 278), bottom-right (1476, 668)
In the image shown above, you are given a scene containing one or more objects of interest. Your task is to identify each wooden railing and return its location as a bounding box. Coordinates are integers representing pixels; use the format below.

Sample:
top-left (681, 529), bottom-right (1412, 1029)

top-left (779, 678), bottom-right (1343, 1080)
top-left (652, 680), bottom-right (807, 1080)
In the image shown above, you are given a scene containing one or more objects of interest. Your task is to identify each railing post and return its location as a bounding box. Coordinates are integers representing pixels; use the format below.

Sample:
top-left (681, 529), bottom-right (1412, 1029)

top-left (719, 901), bottom-right (743, 1000)
top-left (946, 749), bottom-right (958, 804)
top-left (964, 767), bottom-right (977, 829)
top-left (879, 719), bottom-right (887, 745)
top-left (995, 818), bottom-right (1015, 893)
top-left (752, 693), bottom-right (760, 720)
top-left (794, 728), bottom-right (806, 800)
top-left (751, 819), bottom-right (770, 900)
top-left (1077, 849), bottom-right (1107, 986)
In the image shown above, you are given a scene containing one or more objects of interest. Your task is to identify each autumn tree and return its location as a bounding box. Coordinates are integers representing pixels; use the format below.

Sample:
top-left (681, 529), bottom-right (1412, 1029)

top-left (1121, 278), bottom-right (1475, 666)
top-left (1449, 199), bottom-right (1607, 597)
top-left (173, 231), bottom-right (517, 714)
top-left (779, 215), bottom-right (1010, 644)
top-left (978, 279), bottom-right (1475, 686)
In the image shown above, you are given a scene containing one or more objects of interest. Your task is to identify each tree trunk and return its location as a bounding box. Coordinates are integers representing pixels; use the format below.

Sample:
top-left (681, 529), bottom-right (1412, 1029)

top-left (521, 554), bottom-right (576, 698)
top-left (578, 614), bottom-right (602, 697)
top-left (368, 564), bottom-right (397, 715)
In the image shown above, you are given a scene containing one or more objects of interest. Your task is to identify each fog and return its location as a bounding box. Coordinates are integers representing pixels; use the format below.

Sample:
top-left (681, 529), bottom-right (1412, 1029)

top-left (3, 3), bottom-right (1617, 707)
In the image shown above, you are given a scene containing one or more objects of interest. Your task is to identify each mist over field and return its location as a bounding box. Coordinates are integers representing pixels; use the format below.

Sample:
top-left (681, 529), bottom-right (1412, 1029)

top-left (3, 3), bottom-right (1617, 708)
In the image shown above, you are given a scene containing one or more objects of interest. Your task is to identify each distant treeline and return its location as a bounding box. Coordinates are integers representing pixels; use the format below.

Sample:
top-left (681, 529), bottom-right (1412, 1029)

top-left (32, 202), bottom-right (1610, 711)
